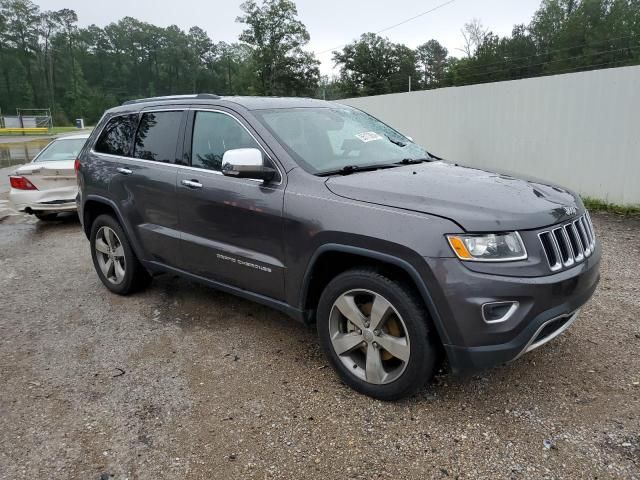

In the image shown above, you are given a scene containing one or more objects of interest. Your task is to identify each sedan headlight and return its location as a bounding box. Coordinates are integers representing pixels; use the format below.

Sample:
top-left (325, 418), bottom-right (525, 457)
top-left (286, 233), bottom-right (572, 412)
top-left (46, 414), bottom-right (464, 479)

top-left (446, 232), bottom-right (527, 262)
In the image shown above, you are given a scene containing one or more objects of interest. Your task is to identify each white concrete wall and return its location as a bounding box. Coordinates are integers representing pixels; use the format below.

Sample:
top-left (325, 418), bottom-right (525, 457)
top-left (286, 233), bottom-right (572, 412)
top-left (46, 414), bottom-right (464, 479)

top-left (339, 65), bottom-right (640, 206)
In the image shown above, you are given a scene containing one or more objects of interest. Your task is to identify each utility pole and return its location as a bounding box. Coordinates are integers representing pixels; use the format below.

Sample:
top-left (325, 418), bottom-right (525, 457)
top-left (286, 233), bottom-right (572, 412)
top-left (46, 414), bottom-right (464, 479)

top-left (227, 55), bottom-right (233, 94)
top-left (408, 76), bottom-right (412, 92)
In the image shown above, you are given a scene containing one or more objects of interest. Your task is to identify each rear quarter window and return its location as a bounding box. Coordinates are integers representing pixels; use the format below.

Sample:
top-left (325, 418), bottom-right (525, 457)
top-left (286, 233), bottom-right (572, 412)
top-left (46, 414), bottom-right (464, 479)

top-left (94, 114), bottom-right (139, 157)
top-left (35, 138), bottom-right (87, 162)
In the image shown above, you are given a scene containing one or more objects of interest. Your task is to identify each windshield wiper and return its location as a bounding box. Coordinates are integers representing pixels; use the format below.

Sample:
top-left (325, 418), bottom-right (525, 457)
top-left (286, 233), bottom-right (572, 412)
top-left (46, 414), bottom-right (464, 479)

top-left (386, 135), bottom-right (407, 147)
top-left (317, 163), bottom-right (400, 176)
top-left (396, 158), bottom-right (431, 165)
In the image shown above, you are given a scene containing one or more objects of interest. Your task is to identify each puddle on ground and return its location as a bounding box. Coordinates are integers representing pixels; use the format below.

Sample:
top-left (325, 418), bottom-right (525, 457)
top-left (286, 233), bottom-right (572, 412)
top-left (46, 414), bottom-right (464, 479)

top-left (0, 139), bottom-right (51, 167)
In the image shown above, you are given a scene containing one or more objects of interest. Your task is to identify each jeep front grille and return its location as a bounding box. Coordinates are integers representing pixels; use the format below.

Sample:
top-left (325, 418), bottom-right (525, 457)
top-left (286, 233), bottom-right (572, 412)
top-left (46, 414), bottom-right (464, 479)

top-left (538, 213), bottom-right (596, 271)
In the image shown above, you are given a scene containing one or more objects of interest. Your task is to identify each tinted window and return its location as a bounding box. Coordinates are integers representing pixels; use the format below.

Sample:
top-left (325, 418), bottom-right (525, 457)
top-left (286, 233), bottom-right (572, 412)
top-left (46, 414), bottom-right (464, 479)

top-left (133, 111), bottom-right (183, 163)
top-left (94, 114), bottom-right (138, 157)
top-left (191, 111), bottom-right (260, 171)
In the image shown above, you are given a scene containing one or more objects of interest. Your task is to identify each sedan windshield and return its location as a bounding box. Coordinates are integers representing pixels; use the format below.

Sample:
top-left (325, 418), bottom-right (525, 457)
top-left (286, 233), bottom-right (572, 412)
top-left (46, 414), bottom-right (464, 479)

top-left (254, 107), bottom-right (430, 174)
top-left (35, 138), bottom-right (87, 162)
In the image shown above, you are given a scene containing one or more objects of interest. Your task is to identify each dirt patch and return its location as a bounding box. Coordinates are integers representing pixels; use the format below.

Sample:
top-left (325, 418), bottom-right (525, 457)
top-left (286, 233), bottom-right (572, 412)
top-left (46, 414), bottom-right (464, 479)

top-left (0, 212), bottom-right (638, 479)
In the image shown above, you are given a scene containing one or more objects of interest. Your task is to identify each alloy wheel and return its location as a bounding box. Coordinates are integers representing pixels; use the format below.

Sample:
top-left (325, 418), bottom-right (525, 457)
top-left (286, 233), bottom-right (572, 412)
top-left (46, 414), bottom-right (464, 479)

top-left (94, 226), bottom-right (126, 284)
top-left (328, 289), bottom-right (410, 385)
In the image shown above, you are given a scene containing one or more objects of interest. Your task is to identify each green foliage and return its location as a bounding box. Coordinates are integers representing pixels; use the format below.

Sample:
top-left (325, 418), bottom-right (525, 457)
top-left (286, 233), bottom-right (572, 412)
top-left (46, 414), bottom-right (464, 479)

top-left (582, 197), bottom-right (640, 215)
top-left (0, 0), bottom-right (319, 123)
top-left (448, 0), bottom-right (640, 86)
top-left (0, 0), bottom-right (639, 119)
top-left (416, 40), bottom-right (448, 87)
top-left (236, 0), bottom-right (319, 96)
top-left (332, 33), bottom-right (419, 96)
top-left (330, 0), bottom-right (640, 97)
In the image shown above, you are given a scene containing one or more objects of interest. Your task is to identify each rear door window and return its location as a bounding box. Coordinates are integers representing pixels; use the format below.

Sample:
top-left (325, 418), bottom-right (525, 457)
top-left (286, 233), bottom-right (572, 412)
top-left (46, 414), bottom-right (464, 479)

top-left (94, 114), bottom-right (138, 157)
top-left (133, 111), bottom-right (183, 163)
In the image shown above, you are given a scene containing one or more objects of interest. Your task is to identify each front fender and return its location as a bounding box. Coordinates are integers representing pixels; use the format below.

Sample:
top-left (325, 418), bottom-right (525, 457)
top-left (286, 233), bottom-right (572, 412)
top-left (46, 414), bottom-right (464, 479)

top-left (299, 243), bottom-right (450, 345)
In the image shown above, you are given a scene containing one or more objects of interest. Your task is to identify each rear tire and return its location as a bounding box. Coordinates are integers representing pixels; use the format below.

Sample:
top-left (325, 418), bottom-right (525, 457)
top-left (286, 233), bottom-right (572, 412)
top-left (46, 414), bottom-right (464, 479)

top-left (34, 212), bottom-right (58, 221)
top-left (317, 268), bottom-right (438, 401)
top-left (90, 214), bottom-right (151, 295)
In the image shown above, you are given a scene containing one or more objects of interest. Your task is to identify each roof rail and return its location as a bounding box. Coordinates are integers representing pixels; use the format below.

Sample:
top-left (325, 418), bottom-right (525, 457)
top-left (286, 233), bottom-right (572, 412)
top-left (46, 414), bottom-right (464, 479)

top-left (122, 93), bottom-right (221, 106)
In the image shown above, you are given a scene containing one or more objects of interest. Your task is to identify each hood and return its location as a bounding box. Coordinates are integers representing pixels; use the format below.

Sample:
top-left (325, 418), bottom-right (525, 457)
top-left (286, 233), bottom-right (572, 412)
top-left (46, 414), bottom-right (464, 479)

top-left (325, 161), bottom-right (581, 231)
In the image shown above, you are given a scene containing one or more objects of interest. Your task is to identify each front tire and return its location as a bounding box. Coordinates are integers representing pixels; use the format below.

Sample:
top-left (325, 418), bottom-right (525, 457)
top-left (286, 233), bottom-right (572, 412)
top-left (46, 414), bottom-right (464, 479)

top-left (90, 214), bottom-right (151, 295)
top-left (317, 268), bottom-right (439, 401)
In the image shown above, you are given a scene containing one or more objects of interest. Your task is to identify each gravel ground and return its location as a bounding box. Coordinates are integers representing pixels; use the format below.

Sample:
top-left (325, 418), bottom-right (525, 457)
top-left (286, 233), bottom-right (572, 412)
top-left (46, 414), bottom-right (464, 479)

top-left (0, 211), bottom-right (638, 480)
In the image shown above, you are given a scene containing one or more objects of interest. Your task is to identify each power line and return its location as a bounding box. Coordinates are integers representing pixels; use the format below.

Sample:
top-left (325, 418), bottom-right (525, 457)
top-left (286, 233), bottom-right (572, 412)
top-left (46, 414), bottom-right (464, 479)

top-left (334, 42), bottom-right (639, 91)
top-left (454, 44), bottom-right (640, 81)
top-left (320, 59), bottom-right (636, 100)
top-left (326, 49), bottom-right (639, 97)
top-left (375, 0), bottom-right (458, 35)
top-left (465, 59), bottom-right (634, 87)
top-left (451, 32), bottom-right (640, 74)
top-left (322, 61), bottom-right (634, 102)
top-left (321, 22), bottom-right (640, 94)
top-left (316, 0), bottom-right (458, 55)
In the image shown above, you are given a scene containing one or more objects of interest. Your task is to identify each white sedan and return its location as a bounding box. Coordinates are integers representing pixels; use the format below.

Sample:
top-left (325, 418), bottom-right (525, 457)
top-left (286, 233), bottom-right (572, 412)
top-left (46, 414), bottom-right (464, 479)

top-left (9, 133), bottom-right (89, 221)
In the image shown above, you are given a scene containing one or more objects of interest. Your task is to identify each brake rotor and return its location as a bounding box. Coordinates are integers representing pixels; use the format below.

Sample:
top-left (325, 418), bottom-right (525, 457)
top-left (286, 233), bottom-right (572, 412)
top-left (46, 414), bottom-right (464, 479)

top-left (382, 315), bottom-right (403, 361)
top-left (360, 302), bottom-right (403, 361)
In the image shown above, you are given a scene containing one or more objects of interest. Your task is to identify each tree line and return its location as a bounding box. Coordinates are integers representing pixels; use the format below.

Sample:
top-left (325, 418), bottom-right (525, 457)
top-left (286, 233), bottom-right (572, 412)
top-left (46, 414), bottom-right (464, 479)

top-left (328, 0), bottom-right (640, 97)
top-left (0, 0), bottom-right (638, 125)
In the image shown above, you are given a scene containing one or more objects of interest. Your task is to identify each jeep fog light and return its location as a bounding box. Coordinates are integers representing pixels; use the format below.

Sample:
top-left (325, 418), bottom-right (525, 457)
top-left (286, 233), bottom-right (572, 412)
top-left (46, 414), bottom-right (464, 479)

top-left (482, 301), bottom-right (519, 323)
top-left (446, 232), bottom-right (527, 262)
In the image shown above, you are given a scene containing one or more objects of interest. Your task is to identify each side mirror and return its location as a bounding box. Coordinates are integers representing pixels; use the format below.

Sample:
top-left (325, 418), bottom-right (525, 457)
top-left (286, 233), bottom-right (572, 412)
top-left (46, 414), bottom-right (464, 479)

top-left (221, 148), bottom-right (276, 182)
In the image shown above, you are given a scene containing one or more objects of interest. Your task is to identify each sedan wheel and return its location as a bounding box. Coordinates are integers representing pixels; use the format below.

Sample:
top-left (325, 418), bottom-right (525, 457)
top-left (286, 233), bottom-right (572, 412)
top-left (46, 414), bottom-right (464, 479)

top-left (94, 226), bottom-right (126, 284)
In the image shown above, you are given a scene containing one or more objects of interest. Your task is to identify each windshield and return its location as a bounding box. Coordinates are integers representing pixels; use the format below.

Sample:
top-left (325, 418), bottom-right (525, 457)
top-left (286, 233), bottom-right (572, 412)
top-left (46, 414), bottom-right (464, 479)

top-left (254, 107), bottom-right (430, 174)
top-left (35, 138), bottom-right (87, 163)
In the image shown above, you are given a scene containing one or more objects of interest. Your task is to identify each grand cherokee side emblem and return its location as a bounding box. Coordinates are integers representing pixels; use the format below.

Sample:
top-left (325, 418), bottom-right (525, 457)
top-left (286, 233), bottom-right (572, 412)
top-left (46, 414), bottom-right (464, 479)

top-left (563, 206), bottom-right (577, 216)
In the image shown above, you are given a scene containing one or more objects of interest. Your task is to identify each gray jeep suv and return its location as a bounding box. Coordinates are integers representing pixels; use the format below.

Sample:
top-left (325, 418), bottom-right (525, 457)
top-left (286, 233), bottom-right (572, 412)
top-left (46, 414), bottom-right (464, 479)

top-left (77, 94), bottom-right (600, 400)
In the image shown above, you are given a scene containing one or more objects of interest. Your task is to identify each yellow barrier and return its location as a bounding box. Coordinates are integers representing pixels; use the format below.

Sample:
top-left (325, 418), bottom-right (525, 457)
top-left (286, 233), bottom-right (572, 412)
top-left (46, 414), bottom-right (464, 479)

top-left (0, 128), bottom-right (50, 134)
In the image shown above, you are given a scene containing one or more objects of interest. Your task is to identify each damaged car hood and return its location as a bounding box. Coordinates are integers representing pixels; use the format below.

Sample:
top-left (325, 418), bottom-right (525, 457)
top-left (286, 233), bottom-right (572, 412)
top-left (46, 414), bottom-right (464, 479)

top-left (325, 161), bottom-right (582, 231)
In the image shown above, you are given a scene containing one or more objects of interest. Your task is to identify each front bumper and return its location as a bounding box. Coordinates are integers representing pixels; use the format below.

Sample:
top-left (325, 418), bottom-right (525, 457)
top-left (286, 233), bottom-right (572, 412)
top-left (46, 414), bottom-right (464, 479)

top-left (424, 242), bottom-right (601, 373)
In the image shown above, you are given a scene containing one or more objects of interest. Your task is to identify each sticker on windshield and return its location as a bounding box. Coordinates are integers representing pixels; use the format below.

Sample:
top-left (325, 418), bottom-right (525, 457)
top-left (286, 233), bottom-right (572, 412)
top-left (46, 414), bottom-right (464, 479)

top-left (355, 131), bottom-right (384, 143)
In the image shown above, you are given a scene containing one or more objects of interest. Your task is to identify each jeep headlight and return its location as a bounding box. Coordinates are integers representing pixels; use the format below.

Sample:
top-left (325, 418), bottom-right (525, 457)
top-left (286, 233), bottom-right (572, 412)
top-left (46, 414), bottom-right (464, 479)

top-left (446, 232), bottom-right (527, 262)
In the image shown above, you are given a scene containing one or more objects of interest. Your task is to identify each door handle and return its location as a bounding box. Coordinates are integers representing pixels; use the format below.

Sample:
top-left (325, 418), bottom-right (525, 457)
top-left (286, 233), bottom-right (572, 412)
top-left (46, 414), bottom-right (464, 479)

top-left (181, 179), bottom-right (203, 189)
top-left (116, 167), bottom-right (132, 175)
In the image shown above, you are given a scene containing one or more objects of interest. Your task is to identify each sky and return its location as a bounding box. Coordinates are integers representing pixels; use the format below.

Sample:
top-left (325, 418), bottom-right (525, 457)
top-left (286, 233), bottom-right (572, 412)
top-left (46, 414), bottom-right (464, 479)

top-left (36, 0), bottom-right (543, 76)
